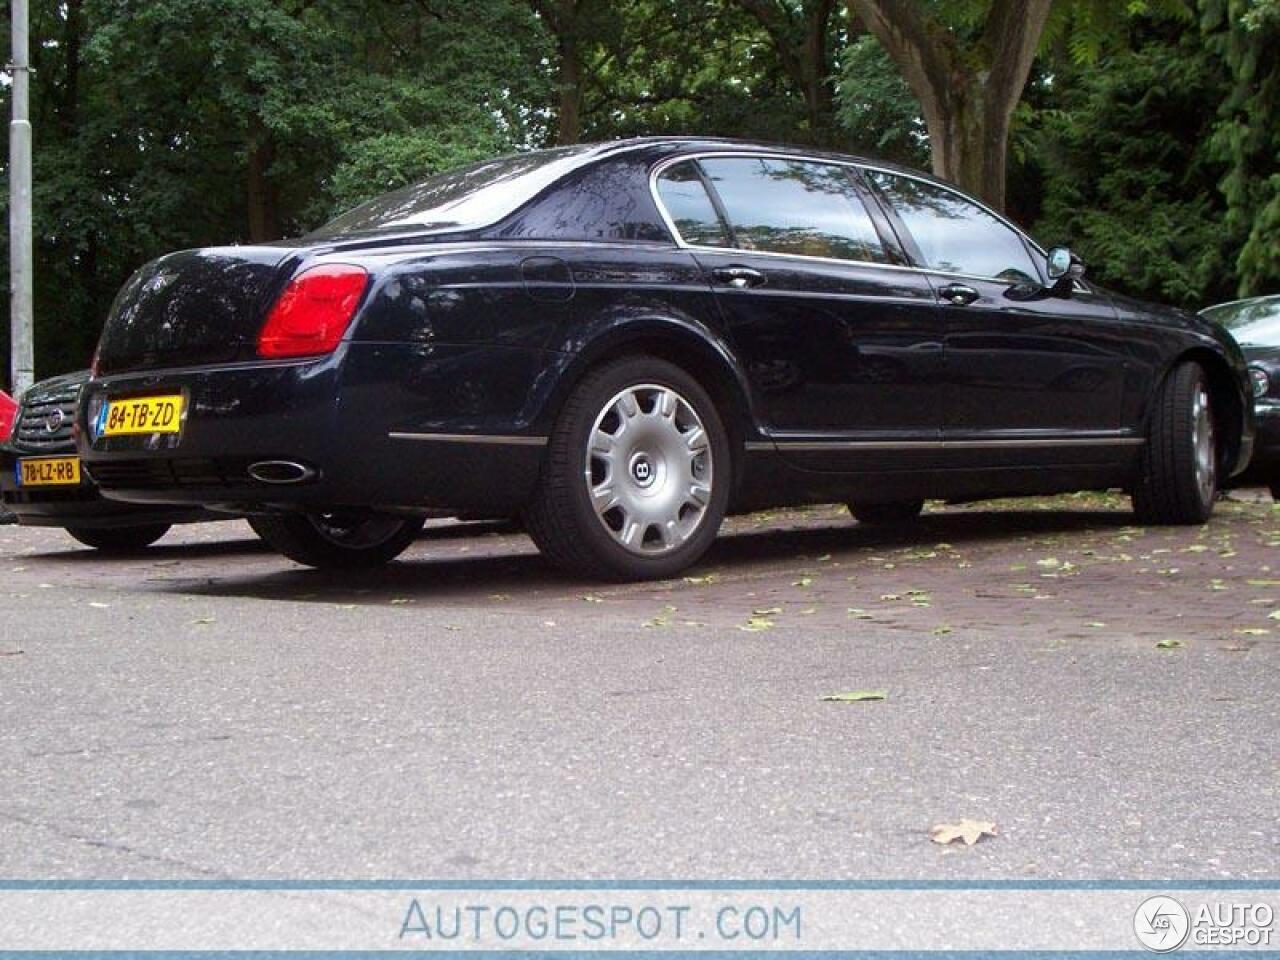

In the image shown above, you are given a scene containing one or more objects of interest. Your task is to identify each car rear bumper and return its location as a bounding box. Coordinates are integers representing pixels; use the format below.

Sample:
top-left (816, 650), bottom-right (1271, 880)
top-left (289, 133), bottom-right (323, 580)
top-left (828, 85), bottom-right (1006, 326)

top-left (78, 346), bottom-right (550, 514)
top-left (0, 445), bottom-right (212, 528)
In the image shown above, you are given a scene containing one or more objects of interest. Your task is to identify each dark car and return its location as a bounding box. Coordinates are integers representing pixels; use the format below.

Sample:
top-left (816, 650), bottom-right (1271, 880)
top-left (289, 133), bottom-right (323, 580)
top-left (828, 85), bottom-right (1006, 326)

top-left (1201, 294), bottom-right (1280, 496)
top-left (1, 370), bottom-right (218, 550)
top-left (78, 138), bottom-right (1253, 580)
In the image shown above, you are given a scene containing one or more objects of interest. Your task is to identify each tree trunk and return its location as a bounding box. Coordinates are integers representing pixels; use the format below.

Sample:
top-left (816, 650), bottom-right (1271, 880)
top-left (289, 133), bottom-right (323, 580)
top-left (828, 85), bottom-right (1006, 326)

top-left (246, 124), bottom-right (280, 243)
top-left (916, 74), bottom-right (1013, 209)
top-left (555, 25), bottom-right (582, 145)
top-left (735, 0), bottom-right (838, 146)
top-left (848, 0), bottom-right (1051, 211)
top-left (800, 0), bottom-right (835, 144)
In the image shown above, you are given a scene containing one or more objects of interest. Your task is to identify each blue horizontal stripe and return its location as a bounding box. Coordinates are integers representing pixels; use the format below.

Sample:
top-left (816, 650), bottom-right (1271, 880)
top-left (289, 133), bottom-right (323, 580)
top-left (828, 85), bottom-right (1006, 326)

top-left (0, 879), bottom-right (1275, 890)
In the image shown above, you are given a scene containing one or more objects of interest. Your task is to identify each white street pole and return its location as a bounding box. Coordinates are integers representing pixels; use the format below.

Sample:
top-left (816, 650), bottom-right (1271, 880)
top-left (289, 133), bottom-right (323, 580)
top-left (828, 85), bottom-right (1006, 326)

top-left (9, 0), bottom-right (34, 397)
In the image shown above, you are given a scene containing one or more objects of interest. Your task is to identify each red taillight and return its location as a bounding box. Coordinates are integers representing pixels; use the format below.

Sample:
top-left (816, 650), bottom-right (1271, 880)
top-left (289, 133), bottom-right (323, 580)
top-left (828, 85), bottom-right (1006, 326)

top-left (257, 264), bottom-right (369, 359)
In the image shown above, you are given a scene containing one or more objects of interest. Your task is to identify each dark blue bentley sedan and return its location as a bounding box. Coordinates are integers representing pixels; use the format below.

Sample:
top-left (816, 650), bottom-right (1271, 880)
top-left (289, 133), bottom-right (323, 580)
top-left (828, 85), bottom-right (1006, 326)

top-left (78, 138), bottom-right (1253, 579)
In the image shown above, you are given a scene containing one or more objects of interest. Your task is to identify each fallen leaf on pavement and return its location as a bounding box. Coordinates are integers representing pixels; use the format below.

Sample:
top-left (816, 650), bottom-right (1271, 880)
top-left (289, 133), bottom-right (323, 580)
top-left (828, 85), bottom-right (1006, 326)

top-left (930, 819), bottom-right (997, 846)
top-left (820, 690), bottom-right (886, 702)
top-left (1155, 639), bottom-right (1183, 649)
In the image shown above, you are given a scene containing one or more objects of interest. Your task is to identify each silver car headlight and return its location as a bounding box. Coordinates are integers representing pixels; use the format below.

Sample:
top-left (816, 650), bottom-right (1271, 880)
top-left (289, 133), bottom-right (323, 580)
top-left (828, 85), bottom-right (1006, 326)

top-left (1250, 366), bottom-right (1269, 399)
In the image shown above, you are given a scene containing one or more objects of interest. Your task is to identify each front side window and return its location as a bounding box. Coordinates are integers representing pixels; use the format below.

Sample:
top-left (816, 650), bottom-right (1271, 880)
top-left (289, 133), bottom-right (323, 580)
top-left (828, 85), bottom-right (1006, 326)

top-left (866, 170), bottom-right (1040, 283)
top-left (696, 157), bottom-right (889, 263)
top-left (655, 162), bottom-right (730, 247)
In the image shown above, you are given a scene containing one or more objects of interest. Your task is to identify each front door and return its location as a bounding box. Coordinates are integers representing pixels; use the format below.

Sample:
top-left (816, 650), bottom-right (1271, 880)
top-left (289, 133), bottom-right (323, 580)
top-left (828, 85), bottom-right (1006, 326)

top-left (864, 169), bottom-right (1131, 463)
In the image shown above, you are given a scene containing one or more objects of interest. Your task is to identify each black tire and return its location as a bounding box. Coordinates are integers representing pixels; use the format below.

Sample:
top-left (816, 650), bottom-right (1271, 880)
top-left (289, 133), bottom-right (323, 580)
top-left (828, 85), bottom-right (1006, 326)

top-left (249, 512), bottom-right (424, 569)
top-left (66, 523), bottom-right (170, 552)
top-left (848, 499), bottom-right (925, 526)
top-left (524, 356), bottom-right (731, 581)
top-left (1270, 480), bottom-right (1280, 503)
top-left (1131, 361), bottom-right (1218, 524)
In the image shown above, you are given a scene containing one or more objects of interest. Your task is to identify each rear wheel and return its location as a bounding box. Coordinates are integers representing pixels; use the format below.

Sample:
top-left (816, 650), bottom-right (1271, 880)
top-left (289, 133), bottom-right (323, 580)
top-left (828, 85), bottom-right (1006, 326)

top-left (848, 499), bottom-right (925, 526)
top-left (524, 356), bottom-right (730, 581)
top-left (249, 512), bottom-right (424, 568)
top-left (1131, 361), bottom-right (1218, 524)
top-left (66, 523), bottom-right (170, 552)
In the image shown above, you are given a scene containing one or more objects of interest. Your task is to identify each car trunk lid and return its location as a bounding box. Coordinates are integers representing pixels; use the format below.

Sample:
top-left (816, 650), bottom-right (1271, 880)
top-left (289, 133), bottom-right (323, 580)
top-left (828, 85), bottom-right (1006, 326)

top-left (94, 245), bottom-right (300, 374)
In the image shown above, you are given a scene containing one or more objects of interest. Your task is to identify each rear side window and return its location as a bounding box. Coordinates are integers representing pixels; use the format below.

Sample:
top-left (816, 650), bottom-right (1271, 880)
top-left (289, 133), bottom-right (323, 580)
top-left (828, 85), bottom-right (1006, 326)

top-left (697, 157), bottom-right (889, 263)
top-left (655, 162), bottom-right (729, 247)
top-left (866, 170), bottom-right (1040, 282)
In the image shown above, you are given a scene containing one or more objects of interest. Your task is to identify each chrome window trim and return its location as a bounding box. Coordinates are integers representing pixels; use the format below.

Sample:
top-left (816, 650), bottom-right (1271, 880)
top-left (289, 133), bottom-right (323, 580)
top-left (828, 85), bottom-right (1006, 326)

top-left (648, 150), bottom-right (1053, 286)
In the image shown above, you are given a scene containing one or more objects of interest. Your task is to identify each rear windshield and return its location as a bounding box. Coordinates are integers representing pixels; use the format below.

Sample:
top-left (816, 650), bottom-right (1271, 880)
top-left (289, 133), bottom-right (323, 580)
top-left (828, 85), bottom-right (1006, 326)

top-left (310, 147), bottom-right (597, 239)
top-left (1202, 296), bottom-right (1280, 347)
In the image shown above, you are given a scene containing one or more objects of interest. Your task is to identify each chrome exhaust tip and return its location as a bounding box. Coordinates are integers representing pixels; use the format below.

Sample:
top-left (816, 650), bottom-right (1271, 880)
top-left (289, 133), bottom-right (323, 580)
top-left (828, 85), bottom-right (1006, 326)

top-left (247, 460), bottom-right (316, 485)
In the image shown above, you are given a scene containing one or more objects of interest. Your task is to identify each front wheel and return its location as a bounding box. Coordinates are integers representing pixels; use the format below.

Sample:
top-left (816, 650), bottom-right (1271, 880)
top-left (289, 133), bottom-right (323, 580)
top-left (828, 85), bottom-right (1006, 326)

top-left (1131, 362), bottom-right (1218, 524)
top-left (66, 523), bottom-right (170, 552)
top-left (249, 512), bottom-right (424, 569)
top-left (524, 356), bottom-right (731, 581)
top-left (848, 499), bottom-right (924, 526)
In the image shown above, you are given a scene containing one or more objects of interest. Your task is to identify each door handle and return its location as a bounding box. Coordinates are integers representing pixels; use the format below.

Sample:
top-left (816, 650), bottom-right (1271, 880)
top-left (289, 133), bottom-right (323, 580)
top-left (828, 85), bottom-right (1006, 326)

top-left (712, 266), bottom-right (766, 289)
top-left (939, 282), bottom-right (980, 306)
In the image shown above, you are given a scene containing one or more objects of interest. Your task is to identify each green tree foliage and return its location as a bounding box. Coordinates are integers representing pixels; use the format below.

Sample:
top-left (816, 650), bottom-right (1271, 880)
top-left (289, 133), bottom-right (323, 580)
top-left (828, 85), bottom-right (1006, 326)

top-left (835, 35), bottom-right (928, 168)
top-left (1031, 18), bottom-right (1235, 306)
top-left (1202, 0), bottom-right (1280, 295)
top-left (2, 0), bottom-right (1276, 383)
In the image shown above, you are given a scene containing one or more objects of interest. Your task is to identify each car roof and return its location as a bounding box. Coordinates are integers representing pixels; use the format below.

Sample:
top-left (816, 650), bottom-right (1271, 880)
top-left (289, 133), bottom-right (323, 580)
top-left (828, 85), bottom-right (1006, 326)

top-left (588, 135), bottom-right (934, 181)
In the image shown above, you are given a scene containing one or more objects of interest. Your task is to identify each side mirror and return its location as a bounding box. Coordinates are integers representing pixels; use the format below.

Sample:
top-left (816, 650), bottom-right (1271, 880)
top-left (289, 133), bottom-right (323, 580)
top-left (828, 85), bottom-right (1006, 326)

top-left (1047, 246), bottom-right (1085, 281)
top-left (1046, 246), bottom-right (1085, 298)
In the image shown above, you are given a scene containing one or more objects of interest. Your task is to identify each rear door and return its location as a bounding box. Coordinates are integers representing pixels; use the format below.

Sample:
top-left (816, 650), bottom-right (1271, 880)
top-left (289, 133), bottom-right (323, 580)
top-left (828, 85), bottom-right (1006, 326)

top-left (654, 155), bottom-right (942, 472)
top-left (864, 169), bottom-right (1131, 461)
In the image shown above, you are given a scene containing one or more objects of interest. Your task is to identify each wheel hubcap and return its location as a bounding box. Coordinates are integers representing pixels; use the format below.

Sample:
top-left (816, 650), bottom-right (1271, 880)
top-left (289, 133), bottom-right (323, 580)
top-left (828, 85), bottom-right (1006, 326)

top-left (585, 383), bottom-right (713, 556)
top-left (1191, 384), bottom-right (1216, 503)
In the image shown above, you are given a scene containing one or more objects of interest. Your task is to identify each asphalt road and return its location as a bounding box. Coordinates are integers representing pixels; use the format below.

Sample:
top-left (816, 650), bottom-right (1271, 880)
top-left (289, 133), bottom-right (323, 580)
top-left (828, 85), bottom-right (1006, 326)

top-left (1, 492), bottom-right (1276, 880)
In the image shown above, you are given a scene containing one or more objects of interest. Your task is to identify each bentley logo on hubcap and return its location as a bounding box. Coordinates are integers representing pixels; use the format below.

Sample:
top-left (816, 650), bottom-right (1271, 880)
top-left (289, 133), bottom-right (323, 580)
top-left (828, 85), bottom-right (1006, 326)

top-left (631, 455), bottom-right (653, 486)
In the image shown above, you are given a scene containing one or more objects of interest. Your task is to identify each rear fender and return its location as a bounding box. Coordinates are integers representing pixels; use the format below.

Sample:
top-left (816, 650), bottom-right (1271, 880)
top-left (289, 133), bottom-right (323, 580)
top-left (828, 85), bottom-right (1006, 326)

top-left (528, 310), bottom-right (764, 451)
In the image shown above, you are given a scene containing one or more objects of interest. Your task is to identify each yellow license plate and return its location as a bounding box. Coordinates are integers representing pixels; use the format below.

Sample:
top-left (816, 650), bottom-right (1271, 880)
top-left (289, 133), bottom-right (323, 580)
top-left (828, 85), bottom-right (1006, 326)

top-left (17, 456), bottom-right (81, 487)
top-left (98, 394), bottom-right (185, 437)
